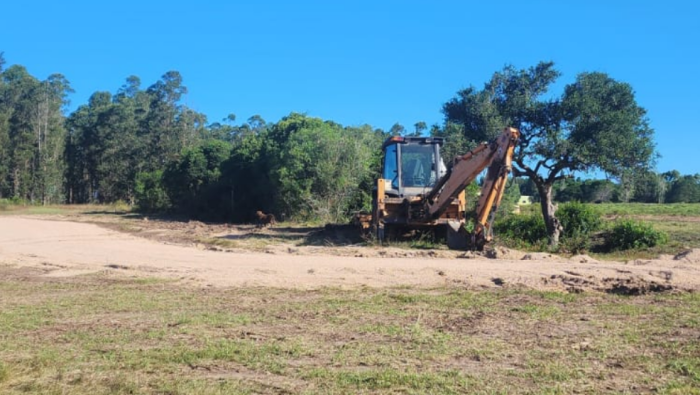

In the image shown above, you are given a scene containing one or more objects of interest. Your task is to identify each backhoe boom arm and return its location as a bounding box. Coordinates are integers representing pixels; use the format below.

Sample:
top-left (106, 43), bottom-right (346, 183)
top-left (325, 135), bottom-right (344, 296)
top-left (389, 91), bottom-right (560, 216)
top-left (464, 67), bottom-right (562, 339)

top-left (425, 127), bottom-right (519, 244)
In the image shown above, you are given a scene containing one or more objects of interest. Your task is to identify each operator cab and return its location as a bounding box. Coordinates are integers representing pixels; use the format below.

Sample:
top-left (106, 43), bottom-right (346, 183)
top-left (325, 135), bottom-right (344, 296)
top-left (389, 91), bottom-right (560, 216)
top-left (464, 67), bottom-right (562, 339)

top-left (381, 136), bottom-right (447, 197)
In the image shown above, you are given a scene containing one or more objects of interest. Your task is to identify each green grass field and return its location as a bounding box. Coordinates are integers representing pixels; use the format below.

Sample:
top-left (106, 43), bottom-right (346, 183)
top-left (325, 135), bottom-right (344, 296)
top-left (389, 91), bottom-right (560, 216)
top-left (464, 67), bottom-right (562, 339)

top-left (0, 269), bottom-right (698, 394)
top-left (597, 203), bottom-right (700, 256)
top-left (595, 203), bottom-right (700, 217)
top-left (514, 203), bottom-right (700, 256)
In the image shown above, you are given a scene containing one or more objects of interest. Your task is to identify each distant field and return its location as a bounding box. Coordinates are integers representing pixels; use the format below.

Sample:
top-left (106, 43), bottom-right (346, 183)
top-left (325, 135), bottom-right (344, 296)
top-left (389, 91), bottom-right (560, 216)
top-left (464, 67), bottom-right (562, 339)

top-left (595, 203), bottom-right (700, 252)
top-left (517, 203), bottom-right (700, 254)
top-left (0, 268), bottom-right (698, 394)
top-left (595, 203), bottom-right (700, 217)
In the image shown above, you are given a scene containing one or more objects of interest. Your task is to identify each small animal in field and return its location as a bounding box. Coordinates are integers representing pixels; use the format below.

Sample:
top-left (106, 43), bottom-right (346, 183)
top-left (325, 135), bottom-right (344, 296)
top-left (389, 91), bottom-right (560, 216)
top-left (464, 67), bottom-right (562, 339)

top-left (255, 210), bottom-right (276, 227)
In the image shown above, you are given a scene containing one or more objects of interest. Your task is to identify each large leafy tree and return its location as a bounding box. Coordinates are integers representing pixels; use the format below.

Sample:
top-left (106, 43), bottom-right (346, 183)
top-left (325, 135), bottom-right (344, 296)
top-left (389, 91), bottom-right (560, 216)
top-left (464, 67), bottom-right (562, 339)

top-left (443, 62), bottom-right (656, 246)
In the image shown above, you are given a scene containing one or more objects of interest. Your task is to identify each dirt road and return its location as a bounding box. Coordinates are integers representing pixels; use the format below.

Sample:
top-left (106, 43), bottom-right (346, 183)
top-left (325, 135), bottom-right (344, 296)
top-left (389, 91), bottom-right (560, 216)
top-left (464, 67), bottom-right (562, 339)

top-left (1, 216), bottom-right (699, 292)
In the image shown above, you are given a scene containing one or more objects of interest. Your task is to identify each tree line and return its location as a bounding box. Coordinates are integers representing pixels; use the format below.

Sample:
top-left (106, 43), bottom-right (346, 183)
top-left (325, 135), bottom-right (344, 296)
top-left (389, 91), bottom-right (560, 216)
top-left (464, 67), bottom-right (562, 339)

top-left (0, 52), bottom-right (388, 223)
top-left (2, 53), bottom-right (694, 244)
top-left (551, 171), bottom-right (700, 204)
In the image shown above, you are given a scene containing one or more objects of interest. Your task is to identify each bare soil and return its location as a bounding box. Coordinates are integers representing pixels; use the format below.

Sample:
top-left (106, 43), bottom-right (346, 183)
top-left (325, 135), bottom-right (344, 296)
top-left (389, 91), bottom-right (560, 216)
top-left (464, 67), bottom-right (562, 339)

top-left (2, 215), bottom-right (699, 294)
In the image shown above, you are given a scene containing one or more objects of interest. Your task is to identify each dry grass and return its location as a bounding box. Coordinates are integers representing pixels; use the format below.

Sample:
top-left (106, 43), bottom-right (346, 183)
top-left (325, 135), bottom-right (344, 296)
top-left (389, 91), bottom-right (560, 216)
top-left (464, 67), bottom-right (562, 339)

top-left (0, 267), bottom-right (698, 394)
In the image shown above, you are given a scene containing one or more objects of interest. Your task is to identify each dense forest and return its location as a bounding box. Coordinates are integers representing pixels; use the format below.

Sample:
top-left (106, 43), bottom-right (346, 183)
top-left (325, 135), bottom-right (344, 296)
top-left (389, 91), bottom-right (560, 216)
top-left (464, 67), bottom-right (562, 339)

top-left (1, 53), bottom-right (699, 226)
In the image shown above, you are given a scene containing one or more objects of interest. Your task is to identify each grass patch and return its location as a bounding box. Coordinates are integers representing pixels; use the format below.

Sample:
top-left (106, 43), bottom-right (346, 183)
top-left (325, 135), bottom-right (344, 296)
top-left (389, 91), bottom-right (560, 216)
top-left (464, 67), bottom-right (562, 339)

top-left (595, 203), bottom-right (700, 217)
top-left (0, 271), bottom-right (698, 394)
top-left (0, 361), bottom-right (8, 383)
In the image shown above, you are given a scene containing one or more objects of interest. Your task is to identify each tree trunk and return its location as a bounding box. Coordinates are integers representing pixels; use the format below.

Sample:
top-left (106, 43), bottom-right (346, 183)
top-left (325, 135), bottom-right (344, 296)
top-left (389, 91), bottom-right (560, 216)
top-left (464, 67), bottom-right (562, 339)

top-left (538, 183), bottom-right (562, 247)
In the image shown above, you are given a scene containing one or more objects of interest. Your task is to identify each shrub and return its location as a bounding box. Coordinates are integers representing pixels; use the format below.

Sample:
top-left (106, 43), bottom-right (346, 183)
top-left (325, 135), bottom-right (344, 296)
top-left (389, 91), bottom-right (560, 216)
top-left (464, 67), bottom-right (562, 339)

top-left (493, 213), bottom-right (547, 246)
top-left (135, 171), bottom-right (171, 213)
top-left (559, 233), bottom-right (592, 254)
top-left (558, 201), bottom-right (602, 238)
top-left (606, 219), bottom-right (668, 250)
top-left (556, 202), bottom-right (603, 253)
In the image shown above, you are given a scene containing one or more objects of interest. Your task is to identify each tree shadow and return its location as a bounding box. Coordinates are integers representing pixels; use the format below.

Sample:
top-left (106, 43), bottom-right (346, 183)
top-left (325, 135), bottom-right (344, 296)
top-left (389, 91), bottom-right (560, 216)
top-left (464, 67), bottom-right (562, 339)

top-left (81, 210), bottom-right (209, 224)
top-left (300, 224), bottom-right (366, 246)
top-left (218, 232), bottom-right (308, 242)
top-left (215, 224), bottom-right (366, 246)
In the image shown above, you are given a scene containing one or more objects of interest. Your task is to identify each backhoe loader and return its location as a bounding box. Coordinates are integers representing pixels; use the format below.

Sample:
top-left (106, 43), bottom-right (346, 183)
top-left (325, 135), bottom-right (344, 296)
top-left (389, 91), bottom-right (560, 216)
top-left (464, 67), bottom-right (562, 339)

top-left (357, 127), bottom-right (520, 250)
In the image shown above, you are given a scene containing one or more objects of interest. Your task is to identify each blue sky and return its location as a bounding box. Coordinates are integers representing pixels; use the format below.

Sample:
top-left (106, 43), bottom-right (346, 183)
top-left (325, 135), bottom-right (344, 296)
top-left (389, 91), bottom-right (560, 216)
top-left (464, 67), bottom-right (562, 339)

top-left (2, 0), bottom-right (698, 174)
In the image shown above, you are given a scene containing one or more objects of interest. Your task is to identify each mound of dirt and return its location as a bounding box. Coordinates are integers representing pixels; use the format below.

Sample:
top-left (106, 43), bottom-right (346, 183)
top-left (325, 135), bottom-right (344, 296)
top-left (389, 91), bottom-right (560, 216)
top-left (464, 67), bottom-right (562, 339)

top-left (569, 254), bottom-right (599, 264)
top-left (485, 246), bottom-right (527, 260)
top-left (601, 276), bottom-right (674, 295)
top-left (522, 253), bottom-right (562, 262)
top-left (674, 249), bottom-right (700, 264)
top-left (544, 274), bottom-right (674, 295)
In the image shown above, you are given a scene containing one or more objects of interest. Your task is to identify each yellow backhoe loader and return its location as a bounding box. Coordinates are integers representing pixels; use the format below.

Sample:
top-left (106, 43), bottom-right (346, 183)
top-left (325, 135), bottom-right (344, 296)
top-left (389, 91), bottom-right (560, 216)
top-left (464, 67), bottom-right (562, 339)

top-left (358, 127), bottom-right (520, 250)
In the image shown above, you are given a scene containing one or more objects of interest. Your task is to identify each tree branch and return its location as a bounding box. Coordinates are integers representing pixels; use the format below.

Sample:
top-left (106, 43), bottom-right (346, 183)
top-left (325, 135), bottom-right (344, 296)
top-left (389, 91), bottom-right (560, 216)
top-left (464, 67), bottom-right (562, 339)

top-left (511, 166), bottom-right (525, 178)
top-left (534, 159), bottom-right (546, 175)
top-left (515, 158), bottom-right (540, 183)
top-left (546, 160), bottom-right (568, 184)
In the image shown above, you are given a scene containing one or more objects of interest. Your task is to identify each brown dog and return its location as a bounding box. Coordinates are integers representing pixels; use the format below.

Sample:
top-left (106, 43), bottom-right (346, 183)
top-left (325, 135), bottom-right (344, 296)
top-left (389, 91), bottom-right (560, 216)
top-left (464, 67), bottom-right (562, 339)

top-left (255, 210), bottom-right (276, 227)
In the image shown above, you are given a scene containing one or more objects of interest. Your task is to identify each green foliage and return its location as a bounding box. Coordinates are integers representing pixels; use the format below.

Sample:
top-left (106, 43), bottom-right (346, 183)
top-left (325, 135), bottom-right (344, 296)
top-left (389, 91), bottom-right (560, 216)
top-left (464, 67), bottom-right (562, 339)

top-left (0, 64), bottom-right (72, 203)
top-left (65, 72), bottom-right (205, 205)
top-left (556, 202), bottom-right (602, 253)
top-left (0, 197), bottom-right (26, 211)
top-left (557, 202), bottom-right (602, 238)
top-left (135, 171), bottom-right (170, 213)
top-left (666, 175), bottom-right (700, 203)
top-left (632, 170), bottom-right (666, 203)
top-left (443, 62), bottom-right (656, 246)
top-left (463, 181), bottom-right (481, 211)
top-left (606, 219), bottom-right (668, 250)
top-left (218, 131), bottom-right (273, 222)
top-left (0, 58), bottom-right (675, 234)
top-left (498, 179), bottom-right (521, 214)
top-left (430, 122), bottom-right (477, 166)
top-left (266, 113), bottom-right (383, 222)
top-left (162, 140), bottom-right (231, 219)
top-left (555, 178), bottom-right (618, 203)
top-left (493, 213), bottom-right (547, 246)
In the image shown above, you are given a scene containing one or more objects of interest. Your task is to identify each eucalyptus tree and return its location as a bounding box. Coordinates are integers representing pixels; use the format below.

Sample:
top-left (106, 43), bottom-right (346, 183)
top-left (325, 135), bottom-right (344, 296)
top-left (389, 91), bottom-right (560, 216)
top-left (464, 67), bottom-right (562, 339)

top-left (0, 63), bottom-right (71, 202)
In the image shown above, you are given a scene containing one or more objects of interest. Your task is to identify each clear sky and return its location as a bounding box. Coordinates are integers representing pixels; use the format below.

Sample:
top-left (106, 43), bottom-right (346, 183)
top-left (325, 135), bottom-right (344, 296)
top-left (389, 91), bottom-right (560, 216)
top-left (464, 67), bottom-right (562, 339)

top-left (2, 0), bottom-right (698, 175)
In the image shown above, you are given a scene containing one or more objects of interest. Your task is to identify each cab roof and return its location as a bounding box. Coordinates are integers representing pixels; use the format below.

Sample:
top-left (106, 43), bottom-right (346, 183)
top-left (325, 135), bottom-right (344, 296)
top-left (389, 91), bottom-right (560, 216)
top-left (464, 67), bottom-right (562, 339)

top-left (381, 136), bottom-right (444, 149)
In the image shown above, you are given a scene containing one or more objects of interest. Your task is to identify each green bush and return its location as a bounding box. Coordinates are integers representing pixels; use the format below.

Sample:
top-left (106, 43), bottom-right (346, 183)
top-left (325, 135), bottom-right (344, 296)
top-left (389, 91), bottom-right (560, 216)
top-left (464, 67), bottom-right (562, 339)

top-left (606, 219), bottom-right (668, 250)
top-left (135, 171), bottom-right (171, 213)
top-left (0, 197), bottom-right (30, 211)
top-left (493, 213), bottom-right (547, 246)
top-left (556, 202), bottom-right (602, 253)
top-left (558, 201), bottom-right (602, 238)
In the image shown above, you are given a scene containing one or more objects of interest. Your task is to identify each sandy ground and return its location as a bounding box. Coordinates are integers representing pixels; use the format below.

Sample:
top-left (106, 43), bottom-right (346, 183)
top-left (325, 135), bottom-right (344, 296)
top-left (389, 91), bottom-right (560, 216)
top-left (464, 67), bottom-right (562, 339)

top-left (1, 216), bottom-right (699, 292)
